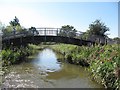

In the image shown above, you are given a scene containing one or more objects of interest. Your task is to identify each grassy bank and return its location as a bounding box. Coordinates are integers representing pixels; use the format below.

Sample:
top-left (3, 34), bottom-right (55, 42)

top-left (50, 44), bottom-right (120, 89)
top-left (0, 44), bottom-right (46, 85)
top-left (0, 43), bottom-right (56, 86)
top-left (1, 44), bottom-right (47, 66)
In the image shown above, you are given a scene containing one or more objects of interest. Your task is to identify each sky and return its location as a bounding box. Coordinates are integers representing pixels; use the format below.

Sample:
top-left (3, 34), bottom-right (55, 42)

top-left (0, 0), bottom-right (119, 38)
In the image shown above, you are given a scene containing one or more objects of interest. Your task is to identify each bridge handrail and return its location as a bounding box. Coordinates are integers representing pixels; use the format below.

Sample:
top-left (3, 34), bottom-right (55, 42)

top-left (1, 28), bottom-right (60, 39)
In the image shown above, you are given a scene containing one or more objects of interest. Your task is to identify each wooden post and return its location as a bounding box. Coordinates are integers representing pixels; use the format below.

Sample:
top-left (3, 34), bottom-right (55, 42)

top-left (32, 29), bottom-right (34, 44)
top-left (44, 28), bottom-right (46, 44)
top-left (57, 29), bottom-right (58, 36)
top-left (20, 36), bottom-right (23, 46)
top-left (7, 37), bottom-right (10, 46)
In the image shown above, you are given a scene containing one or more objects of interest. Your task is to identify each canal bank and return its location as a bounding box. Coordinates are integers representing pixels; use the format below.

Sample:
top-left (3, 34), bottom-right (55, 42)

top-left (50, 44), bottom-right (120, 89)
top-left (1, 48), bottom-right (104, 88)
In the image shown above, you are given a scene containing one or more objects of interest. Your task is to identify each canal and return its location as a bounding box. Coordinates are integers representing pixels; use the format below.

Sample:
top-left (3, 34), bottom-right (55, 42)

top-left (2, 48), bottom-right (104, 88)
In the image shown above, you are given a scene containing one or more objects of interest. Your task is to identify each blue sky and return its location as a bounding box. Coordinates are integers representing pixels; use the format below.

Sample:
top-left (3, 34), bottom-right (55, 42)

top-left (0, 0), bottom-right (118, 38)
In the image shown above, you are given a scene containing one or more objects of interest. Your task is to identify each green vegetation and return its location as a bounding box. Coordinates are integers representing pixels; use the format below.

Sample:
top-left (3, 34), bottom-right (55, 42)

top-left (0, 45), bottom-right (37, 74)
top-left (28, 27), bottom-right (39, 35)
top-left (1, 46), bottom-right (32, 66)
top-left (0, 45), bottom-right (37, 86)
top-left (79, 19), bottom-right (109, 40)
top-left (89, 44), bottom-right (120, 89)
top-left (1, 44), bottom-right (46, 66)
top-left (1, 16), bottom-right (38, 37)
top-left (50, 44), bottom-right (120, 89)
top-left (1, 44), bottom-right (49, 66)
top-left (113, 37), bottom-right (120, 44)
top-left (58, 20), bottom-right (110, 40)
top-left (88, 19), bottom-right (109, 36)
top-left (50, 44), bottom-right (89, 66)
top-left (58, 25), bottom-right (77, 38)
top-left (2, 16), bottom-right (26, 37)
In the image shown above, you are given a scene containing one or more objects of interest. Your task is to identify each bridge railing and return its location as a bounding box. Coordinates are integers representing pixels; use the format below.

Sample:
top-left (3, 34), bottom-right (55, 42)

top-left (1, 28), bottom-right (61, 39)
top-left (36, 28), bottom-right (60, 36)
top-left (2, 30), bottom-right (29, 39)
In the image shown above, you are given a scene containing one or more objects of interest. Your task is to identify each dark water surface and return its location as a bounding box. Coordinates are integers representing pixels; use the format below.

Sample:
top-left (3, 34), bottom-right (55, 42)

top-left (2, 48), bottom-right (104, 88)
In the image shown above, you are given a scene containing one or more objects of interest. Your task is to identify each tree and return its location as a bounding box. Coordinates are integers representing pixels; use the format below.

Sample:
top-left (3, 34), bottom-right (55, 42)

top-left (88, 19), bottom-right (109, 36)
top-left (9, 16), bottom-right (21, 35)
top-left (2, 16), bottom-right (27, 37)
top-left (113, 37), bottom-right (120, 44)
top-left (81, 19), bottom-right (110, 41)
top-left (9, 16), bottom-right (20, 27)
top-left (28, 27), bottom-right (39, 35)
top-left (2, 26), bottom-right (13, 36)
top-left (80, 32), bottom-right (90, 40)
top-left (58, 25), bottom-right (77, 38)
top-left (0, 22), bottom-right (5, 34)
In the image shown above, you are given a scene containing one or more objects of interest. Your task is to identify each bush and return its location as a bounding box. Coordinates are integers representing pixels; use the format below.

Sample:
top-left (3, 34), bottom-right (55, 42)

top-left (1, 46), bottom-right (35, 66)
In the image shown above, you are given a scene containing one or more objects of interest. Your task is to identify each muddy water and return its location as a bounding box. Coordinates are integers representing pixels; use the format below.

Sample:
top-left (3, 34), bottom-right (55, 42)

top-left (2, 48), bottom-right (104, 88)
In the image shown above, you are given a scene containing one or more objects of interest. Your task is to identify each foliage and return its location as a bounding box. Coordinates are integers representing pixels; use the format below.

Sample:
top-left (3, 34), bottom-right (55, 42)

top-left (88, 19), bottom-right (109, 36)
top-left (2, 26), bottom-right (13, 36)
top-left (1, 46), bottom-right (35, 66)
top-left (1, 16), bottom-right (27, 37)
top-left (9, 16), bottom-right (20, 26)
top-left (28, 27), bottom-right (39, 35)
top-left (0, 22), bottom-right (5, 32)
top-left (80, 20), bottom-right (109, 40)
top-left (58, 25), bottom-right (77, 38)
top-left (89, 44), bottom-right (120, 89)
top-left (113, 37), bottom-right (120, 44)
top-left (50, 44), bottom-right (90, 66)
top-left (50, 44), bottom-right (120, 89)
top-left (2, 17), bottom-right (38, 37)
top-left (80, 32), bottom-right (90, 40)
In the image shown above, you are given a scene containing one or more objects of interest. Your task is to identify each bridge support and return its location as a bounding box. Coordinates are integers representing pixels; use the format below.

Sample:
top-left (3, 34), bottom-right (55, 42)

top-left (32, 35), bottom-right (34, 44)
top-left (20, 36), bottom-right (23, 46)
top-left (44, 28), bottom-right (46, 44)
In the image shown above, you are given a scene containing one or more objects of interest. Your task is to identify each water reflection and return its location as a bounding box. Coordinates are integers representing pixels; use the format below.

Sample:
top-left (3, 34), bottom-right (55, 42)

top-left (46, 63), bottom-right (87, 80)
top-left (32, 48), bottom-right (61, 72)
top-left (31, 48), bottom-right (103, 88)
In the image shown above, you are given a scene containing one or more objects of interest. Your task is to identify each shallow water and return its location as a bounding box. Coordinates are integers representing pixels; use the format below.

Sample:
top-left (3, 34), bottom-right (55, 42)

top-left (2, 48), bottom-right (104, 88)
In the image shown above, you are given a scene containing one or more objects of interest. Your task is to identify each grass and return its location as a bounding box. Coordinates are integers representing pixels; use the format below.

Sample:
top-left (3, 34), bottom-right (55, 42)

top-left (50, 44), bottom-right (120, 89)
